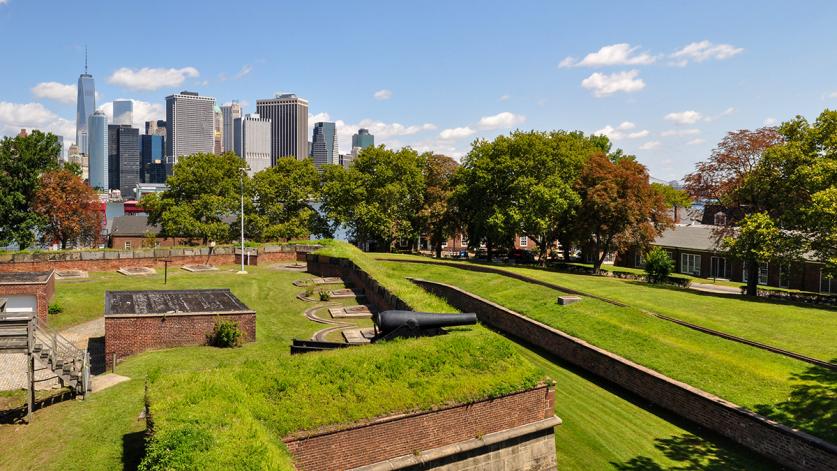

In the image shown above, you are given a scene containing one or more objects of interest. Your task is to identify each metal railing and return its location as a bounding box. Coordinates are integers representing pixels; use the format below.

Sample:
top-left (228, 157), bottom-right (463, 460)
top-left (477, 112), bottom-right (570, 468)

top-left (31, 318), bottom-right (90, 396)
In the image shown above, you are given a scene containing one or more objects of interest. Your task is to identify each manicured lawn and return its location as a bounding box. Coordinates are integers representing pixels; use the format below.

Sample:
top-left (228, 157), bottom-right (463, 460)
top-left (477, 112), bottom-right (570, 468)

top-left (0, 248), bottom-right (777, 470)
top-left (375, 256), bottom-right (834, 443)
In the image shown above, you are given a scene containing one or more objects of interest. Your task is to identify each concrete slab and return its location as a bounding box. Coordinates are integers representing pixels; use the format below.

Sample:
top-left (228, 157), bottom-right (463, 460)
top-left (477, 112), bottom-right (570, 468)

top-left (557, 296), bottom-right (582, 306)
top-left (328, 288), bottom-right (363, 299)
top-left (328, 305), bottom-right (373, 319)
top-left (90, 373), bottom-right (130, 393)
top-left (181, 264), bottom-right (219, 272)
top-left (55, 269), bottom-right (89, 280)
top-left (342, 328), bottom-right (375, 344)
top-left (117, 267), bottom-right (156, 276)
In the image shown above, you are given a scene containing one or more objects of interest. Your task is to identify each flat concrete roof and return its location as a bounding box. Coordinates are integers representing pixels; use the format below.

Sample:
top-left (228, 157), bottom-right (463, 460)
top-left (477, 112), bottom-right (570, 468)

top-left (104, 288), bottom-right (253, 317)
top-left (0, 270), bottom-right (54, 285)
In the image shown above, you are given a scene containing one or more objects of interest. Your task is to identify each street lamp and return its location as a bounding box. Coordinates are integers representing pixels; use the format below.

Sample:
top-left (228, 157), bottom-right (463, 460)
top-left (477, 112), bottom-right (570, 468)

top-left (236, 167), bottom-right (248, 275)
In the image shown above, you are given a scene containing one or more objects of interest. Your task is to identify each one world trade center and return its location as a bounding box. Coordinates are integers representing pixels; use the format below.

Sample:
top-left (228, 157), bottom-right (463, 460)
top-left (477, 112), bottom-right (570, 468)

top-left (76, 49), bottom-right (95, 155)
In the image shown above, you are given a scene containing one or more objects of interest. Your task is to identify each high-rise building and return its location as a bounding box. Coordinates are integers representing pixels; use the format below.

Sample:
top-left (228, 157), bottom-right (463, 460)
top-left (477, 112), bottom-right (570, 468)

top-left (145, 120), bottom-right (167, 137)
top-left (165, 91), bottom-right (215, 163)
top-left (310, 122), bottom-right (338, 169)
top-left (108, 125), bottom-right (140, 198)
top-left (233, 113), bottom-right (271, 176)
top-left (221, 102), bottom-right (242, 153)
top-left (76, 55), bottom-right (96, 155)
top-left (55, 135), bottom-right (64, 161)
top-left (113, 100), bottom-right (134, 126)
top-left (352, 128), bottom-right (374, 150)
top-left (213, 105), bottom-right (223, 154)
top-left (87, 110), bottom-right (108, 189)
top-left (140, 135), bottom-right (168, 184)
top-left (255, 93), bottom-right (308, 163)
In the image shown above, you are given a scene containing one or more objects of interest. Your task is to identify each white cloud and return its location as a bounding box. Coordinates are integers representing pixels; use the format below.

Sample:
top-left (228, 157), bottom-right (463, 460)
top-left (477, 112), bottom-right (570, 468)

top-left (594, 121), bottom-right (649, 140)
top-left (0, 1), bottom-right (8, 5)
top-left (639, 141), bottom-right (661, 150)
top-left (234, 64), bottom-right (252, 80)
top-left (0, 101), bottom-right (75, 140)
top-left (560, 43), bottom-right (656, 68)
top-left (664, 110), bottom-right (703, 124)
top-left (581, 70), bottom-right (645, 97)
top-left (308, 111), bottom-right (438, 153)
top-left (478, 111), bottom-right (526, 130)
top-left (660, 128), bottom-right (701, 137)
top-left (763, 117), bottom-right (778, 126)
top-left (98, 99), bottom-right (164, 128)
top-left (829, 92), bottom-right (837, 99)
top-left (107, 66), bottom-right (200, 91)
top-left (499, 95), bottom-right (510, 102)
top-left (686, 138), bottom-right (706, 145)
top-left (721, 106), bottom-right (736, 116)
top-left (670, 41), bottom-right (743, 65)
top-left (439, 126), bottom-right (476, 140)
top-left (373, 89), bottom-right (393, 101)
top-left (31, 82), bottom-right (76, 104)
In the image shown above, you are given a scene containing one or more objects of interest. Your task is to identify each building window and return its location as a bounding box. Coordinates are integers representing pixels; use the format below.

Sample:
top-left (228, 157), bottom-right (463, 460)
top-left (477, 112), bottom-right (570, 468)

top-left (820, 269), bottom-right (834, 294)
top-left (441, 240), bottom-right (448, 248)
top-left (124, 241), bottom-right (132, 250)
top-left (742, 262), bottom-right (769, 285)
top-left (519, 236), bottom-right (528, 247)
top-left (680, 253), bottom-right (701, 276)
top-left (714, 212), bottom-right (727, 226)
top-left (634, 251), bottom-right (645, 268)
top-left (779, 264), bottom-right (790, 288)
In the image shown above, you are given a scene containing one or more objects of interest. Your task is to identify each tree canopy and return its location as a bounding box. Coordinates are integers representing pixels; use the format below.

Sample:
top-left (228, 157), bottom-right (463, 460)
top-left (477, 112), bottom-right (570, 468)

top-left (33, 169), bottom-right (101, 249)
top-left (418, 153), bottom-right (459, 258)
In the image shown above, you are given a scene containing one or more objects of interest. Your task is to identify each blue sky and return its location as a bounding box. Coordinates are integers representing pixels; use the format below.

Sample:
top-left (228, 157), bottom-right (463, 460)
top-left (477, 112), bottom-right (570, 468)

top-left (1, 0), bottom-right (836, 181)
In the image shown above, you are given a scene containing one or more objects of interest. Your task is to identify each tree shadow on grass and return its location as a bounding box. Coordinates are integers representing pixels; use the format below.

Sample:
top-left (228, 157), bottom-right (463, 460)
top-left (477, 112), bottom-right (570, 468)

top-left (122, 430), bottom-right (146, 471)
top-left (753, 361), bottom-right (836, 444)
top-left (611, 433), bottom-right (769, 470)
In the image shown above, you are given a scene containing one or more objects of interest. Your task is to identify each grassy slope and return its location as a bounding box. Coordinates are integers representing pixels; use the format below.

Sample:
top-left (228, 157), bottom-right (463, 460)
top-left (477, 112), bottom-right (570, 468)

top-left (0, 247), bottom-right (776, 470)
top-left (375, 256), bottom-right (834, 442)
top-left (378, 254), bottom-right (837, 362)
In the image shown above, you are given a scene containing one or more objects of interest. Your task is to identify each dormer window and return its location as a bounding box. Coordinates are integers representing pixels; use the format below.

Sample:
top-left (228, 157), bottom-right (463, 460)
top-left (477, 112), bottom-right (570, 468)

top-left (714, 212), bottom-right (727, 226)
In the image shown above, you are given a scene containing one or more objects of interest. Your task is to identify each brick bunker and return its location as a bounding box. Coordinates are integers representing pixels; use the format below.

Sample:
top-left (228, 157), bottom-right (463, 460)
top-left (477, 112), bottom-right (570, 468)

top-left (104, 288), bottom-right (255, 367)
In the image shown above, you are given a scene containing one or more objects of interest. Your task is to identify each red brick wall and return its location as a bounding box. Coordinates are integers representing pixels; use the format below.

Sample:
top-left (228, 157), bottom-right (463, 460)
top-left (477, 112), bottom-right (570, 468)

top-left (306, 254), bottom-right (414, 312)
top-left (283, 385), bottom-right (554, 471)
top-left (105, 312), bottom-right (255, 367)
top-left (413, 278), bottom-right (837, 471)
top-left (0, 277), bottom-right (55, 324)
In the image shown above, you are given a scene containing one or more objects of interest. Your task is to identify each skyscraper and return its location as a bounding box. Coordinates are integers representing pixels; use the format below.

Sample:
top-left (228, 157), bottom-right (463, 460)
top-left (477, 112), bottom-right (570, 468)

top-left (213, 105), bottom-right (223, 154)
top-left (233, 114), bottom-right (272, 176)
top-left (140, 135), bottom-right (168, 184)
top-left (255, 93), bottom-right (308, 164)
top-left (87, 110), bottom-right (108, 189)
top-left (310, 122), bottom-right (338, 169)
top-left (108, 125), bottom-right (140, 198)
top-left (76, 51), bottom-right (96, 155)
top-left (145, 120), bottom-right (167, 138)
top-left (112, 100), bottom-right (134, 126)
top-left (221, 102), bottom-right (242, 153)
top-left (352, 128), bottom-right (374, 150)
top-left (165, 91), bottom-right (215, 163)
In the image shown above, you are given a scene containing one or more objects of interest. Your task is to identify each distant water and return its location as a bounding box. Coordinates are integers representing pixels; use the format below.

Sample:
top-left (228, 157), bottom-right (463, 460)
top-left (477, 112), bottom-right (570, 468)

top-left (310, 202), bottom-right (349, 241)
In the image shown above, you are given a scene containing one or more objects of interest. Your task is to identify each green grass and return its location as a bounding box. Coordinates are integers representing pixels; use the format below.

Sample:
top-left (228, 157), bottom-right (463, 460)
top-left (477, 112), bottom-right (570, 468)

top-left (0, 246), bottom-right (779, 470)
top-left (374, 255), bottom-right (835, 443)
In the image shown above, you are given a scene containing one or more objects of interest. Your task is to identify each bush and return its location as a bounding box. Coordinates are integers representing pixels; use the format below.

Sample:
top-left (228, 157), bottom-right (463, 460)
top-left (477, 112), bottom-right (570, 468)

top-left (48, 303), bottom-right (63, 315)
top-left (643, 247), bottom-right (673, 283)
top-left (303, 287), bottom-right (314, 298)
top-left (208, 319), bottom-right (243, 348)
top-left (319, 290), bottom-right (331, 301)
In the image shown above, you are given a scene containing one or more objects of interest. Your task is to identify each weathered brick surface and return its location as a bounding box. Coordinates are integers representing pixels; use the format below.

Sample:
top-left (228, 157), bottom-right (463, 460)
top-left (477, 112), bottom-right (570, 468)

top-left (105, 312), bottom-right (255, 367)
top-left (307, 254), bottom-right (414, 312)
top-left (0, 274), bottom-right (55, 323)
top-left (413, 278), bottom-right (837, 471)
top-left (284, 385), bottom-right (555, 471)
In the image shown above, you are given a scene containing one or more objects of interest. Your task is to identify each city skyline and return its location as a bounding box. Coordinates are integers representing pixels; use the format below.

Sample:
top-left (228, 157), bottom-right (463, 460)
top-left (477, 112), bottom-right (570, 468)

top-left (2, 1), bottom-right (837, 180)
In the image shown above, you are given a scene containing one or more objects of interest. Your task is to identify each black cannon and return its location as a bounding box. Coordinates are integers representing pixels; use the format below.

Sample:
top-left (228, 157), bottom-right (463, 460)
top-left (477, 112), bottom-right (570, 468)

top-left (373, 310), bottom-right (477, 341)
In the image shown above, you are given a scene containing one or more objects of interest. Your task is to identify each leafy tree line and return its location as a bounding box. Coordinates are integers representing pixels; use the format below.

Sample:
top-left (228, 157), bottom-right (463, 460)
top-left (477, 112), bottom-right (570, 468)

top-left (685, 109), bottom-right (837, 295)
top-left (0, 131), bottom-right (101, 250)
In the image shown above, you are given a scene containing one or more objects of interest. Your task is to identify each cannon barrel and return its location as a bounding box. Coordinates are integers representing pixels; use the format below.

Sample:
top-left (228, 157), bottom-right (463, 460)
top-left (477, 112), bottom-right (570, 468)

top-left (375, 310), bottom-right (477, 334)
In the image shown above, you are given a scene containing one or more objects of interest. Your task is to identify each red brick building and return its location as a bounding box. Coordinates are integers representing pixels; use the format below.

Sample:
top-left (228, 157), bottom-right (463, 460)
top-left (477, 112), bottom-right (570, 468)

top-left (0, 271), bottom-right (56, 323)
top-left (109, 215), bottom-right (189, 250)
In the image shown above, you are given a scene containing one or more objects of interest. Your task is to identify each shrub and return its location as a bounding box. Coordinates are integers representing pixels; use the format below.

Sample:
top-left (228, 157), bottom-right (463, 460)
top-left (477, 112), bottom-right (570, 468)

top-left (319, 290), bottom-right (331, 301)
top-left (643, 247), bottom-right (673, 283)
top-left (208, 319), bottom-right (243, 348)
top-left (48, 303), bottom-right (63, 315)
top-left (303, 287), bottom-right (314, 298)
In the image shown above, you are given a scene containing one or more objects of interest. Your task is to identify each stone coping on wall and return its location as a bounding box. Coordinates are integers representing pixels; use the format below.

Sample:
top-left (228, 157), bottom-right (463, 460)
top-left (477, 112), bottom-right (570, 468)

top-left (349, 416), bottom-right (562, 471)
top-left (0, 244), bottom-right (322, 264)
top-left (0, 270), bottom-right (54, 285)
top-left (409, 277), bottom-right (837, 471)
top-left (104, 309), bottom-right (256, 319)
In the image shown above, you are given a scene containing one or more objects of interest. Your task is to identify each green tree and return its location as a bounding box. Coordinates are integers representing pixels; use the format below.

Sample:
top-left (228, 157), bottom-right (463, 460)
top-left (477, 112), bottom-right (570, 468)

top-left (418, 153), bottom-right (459, 258)
top-left (320, 146), bottom-right (425, 251)
top-left (652, 183), bottom-right (692, 221)
top-left (249, 157), bottom-right (329, 241)
top-left (723, 212), bottom-right (786, 296)
top-left (573, 153), bottom-right (672, 272)
top-left (643, 247), bottom-right (674, 283)
top-left (0, 130), bottom-right (61, 248)
top-left (144, 152), bottom-right (246, 244)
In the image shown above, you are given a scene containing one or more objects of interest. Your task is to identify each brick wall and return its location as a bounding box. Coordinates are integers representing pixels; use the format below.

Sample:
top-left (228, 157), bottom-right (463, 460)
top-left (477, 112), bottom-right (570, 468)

top-left (105, 311), bottom-right (255, 367)
top-left (283, 385), bottom-right (555, 471)
top-left (306, 254), bottom-right (414, 312)
top-left (0, 244), bottom-right (319, 273)
top-left (412, 278), bottom-right (837, 471)
top-left (0, 275), bottom-right (55, 323)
